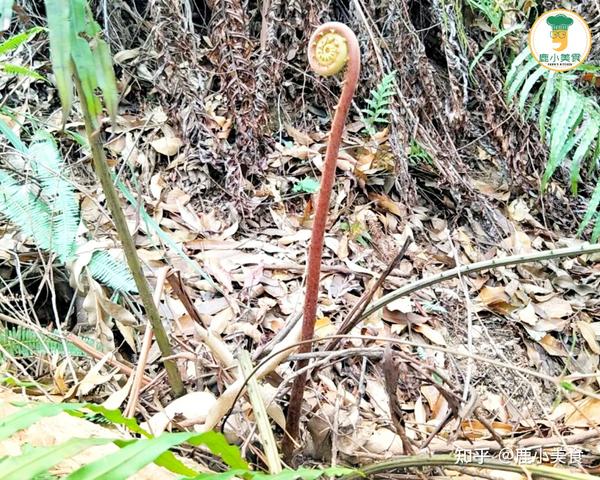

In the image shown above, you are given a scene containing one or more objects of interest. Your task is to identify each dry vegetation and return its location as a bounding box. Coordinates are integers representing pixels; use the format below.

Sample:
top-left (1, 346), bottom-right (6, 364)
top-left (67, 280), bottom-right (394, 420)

top-left (0, 0), bottom-right (600, 478)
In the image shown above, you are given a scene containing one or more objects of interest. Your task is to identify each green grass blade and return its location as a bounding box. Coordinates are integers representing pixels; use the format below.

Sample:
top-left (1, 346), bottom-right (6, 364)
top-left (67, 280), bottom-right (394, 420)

top-left (0, 437), bottom-right (111, 480)
top-left (66, 432), bottom-right (193, 480)
top-left (187, 431), bottom-right (248, 470)
top-left (192, 472), bottom-right (247, 480)
top-left (0, 403), bottom-right (83, 440)
top-left (591, 212), bottom-right (600, 242)
top-left (0, 114), bottom-right (27, 152)
top-left (80, 404), bottom-right (150, 437)
top-left (45, 0), bottom-right (73, 119)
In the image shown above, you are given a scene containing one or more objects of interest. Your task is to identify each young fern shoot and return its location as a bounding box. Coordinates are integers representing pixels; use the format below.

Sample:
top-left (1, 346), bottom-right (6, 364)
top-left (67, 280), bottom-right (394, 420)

top-left (283, 22), bottom-right (361, 460)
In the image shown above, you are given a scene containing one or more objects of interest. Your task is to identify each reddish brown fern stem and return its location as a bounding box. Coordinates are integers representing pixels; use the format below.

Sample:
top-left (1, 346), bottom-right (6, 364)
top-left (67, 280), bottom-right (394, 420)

top-left (283, 22), bottom-right (360, 461)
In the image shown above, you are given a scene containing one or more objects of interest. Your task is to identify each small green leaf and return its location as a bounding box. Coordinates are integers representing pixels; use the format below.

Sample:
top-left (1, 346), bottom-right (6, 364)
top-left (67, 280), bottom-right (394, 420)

top-left (293, 177), bottom-right (320, 194)
top-left (560, 380), bottom-right (575, 391)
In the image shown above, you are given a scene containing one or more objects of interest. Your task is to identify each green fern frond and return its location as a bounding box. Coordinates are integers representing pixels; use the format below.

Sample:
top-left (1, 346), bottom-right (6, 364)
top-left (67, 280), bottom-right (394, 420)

top-left (0, 118), bottom-right (135, 292)
top-left (505, 47), bottom-right (531, 92)
top-left (363, 71), bottom-right (396, 136)
top-left (507, 56), bottom-right (538, 102)
top-left (539, 72), bottom-right (557, 141)
top-left (0, 326), bottom-right (100, 359)
top-left (0, 170), bottom-right (53, 251)
top-left (542, 87), bottom-right (585, 190)
top-left (88, 251), bottom-right (137, 293)
top-left (507, 49), bottom-right (600, 238)
top-left (0, 26), bottom-right (44, 55)
top-left (28, 133), bottom-right (79, 262)
top-left (518, 66), bottom-right (547, 112)
top-left (571, 118), bottom-right (599, 194)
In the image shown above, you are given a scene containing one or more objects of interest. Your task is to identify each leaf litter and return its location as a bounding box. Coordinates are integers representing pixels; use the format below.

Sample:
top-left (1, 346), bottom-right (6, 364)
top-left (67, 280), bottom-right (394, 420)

top-left (0, 2), bottom-right (599, 477)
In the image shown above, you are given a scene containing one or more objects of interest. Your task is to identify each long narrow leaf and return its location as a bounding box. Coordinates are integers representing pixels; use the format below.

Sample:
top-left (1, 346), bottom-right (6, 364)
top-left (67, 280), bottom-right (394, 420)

top-left (92, 38), bottom-right (118, 123)
top-left (0, 402), bottom-right (82, 440)
top-left (542, 89), bottom-right (582, 189)
top-left (578, 180), bottom-right (600, 235)
top-left (0, 0), bottom-right (14, 31)
top-left (469, 24), bottom-right (523, 75)
top-left (66, 432), bottom-right (194, 480)
top-left (0, 437), bottom-right (111, 480)
top-left (1, 63), bottom-right (44, 80)
top-left (570, 117), bottom-right (598, 194)
top-left (518, 65), bottom-right (546, 112)
top-left (507, 56), bottom-right (538, 102)
top-left (45, 0), bottom-right (73, 118)
top-left (505, 48), bottom-right (531, 92)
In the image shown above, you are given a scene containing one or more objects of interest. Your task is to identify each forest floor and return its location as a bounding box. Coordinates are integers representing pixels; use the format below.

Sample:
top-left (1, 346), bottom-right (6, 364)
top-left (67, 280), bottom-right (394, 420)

top-left (0, 0), bottom-right (600, 478)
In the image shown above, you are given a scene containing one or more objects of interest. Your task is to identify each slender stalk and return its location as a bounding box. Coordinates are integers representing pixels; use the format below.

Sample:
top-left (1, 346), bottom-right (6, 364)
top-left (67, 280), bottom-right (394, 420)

top-left (283, 22), bottom-right (361, 461)
top-left (340, 454), bottom-right (596, 480)
top-left (74, 77), bottom-right (184, 397)
top-left (360, 242), bottom-right (600, 320)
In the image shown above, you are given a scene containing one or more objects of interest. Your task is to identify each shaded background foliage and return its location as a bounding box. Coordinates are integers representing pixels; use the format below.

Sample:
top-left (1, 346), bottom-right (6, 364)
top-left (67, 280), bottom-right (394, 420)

top-left (7, 0), bottom-right (600, 234)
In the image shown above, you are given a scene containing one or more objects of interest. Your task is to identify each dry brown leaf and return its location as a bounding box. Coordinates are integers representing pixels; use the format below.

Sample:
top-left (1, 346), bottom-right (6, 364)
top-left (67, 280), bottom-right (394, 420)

top-left (517, 303), bottom-right (537, 326)
top-left (150, 136), bottom-right (183, 156)
top-left (67, 353), bottom-right (115, 398)
top-left (386, 297), bottom-right (413, 314)
top-left (414, 324), bottom-right (447, 346)
top-left (369, 193), bottom-right (402, 217)
top-left (565, 398), bottom-right (600, 426)
top-left (577, 321), bottom-right (600, 354)
top-left (535, 296), bottom-right (573, 320)
top-left (284, 123), bottom-right (313, 145)
top-left (143, 391), bottom-right (217, 435)
top-left (476, 285), bottom-right (517, 315)
top-left (460, 419), bottom-right (515, 440)
top-left (538, 334), bottom-right (568, 357)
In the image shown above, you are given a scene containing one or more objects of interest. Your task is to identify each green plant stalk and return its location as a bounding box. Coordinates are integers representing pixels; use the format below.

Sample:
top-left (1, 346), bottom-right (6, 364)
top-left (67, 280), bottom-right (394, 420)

top-left (239, 351), bottom-right (281, 474)
top-left (340, 454), bottom-right (596, 479)
top-left (74, 77), bottom-right (184, 397)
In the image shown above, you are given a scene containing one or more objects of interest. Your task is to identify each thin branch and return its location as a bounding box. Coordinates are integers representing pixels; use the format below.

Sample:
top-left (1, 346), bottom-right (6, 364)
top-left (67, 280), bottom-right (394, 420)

top-left (360, 243), bottom-right (600, 319)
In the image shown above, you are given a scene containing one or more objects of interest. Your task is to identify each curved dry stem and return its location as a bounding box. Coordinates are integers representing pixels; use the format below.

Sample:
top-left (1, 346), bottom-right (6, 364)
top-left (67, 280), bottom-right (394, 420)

top-left (340, 454), bottom-right (596, 479)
